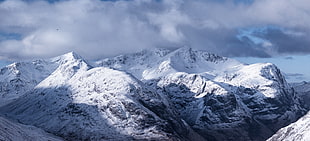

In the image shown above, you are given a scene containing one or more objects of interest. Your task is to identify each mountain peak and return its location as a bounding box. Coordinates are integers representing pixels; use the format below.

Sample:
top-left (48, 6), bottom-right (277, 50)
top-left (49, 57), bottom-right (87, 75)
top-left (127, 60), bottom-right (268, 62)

top-left (60, 51), bottom-right (83, 60)
top-left (172, 47), bottom-right (225, 60)
top-left (50, 51), bottom-right (88, 65)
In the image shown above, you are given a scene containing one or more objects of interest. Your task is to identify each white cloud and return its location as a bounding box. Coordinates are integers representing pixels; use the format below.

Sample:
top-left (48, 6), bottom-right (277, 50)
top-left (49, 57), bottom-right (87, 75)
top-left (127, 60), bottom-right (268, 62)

top-left (0, 0), bottom-right (310, 60)
top-left (148, 8), bottom-right (190, 43)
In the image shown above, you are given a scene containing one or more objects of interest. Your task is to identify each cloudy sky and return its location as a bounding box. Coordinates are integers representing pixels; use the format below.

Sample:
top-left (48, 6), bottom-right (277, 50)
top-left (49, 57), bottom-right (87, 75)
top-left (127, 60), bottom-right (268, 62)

top-left (0, 0), bottom-right (309, 82)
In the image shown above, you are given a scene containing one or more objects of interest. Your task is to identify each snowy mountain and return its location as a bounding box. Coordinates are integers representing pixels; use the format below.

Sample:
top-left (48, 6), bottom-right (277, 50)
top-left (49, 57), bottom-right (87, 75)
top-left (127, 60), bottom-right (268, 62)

top-left (267, 111), bottom-right (310, 141)
top-left (174, 63), bottom-right (303, 141)
top-left (0, 116), bottom-right (63, 141)
top-left (98, 47), bottom-right (305, 141)
top-left (0, 52), bottom-right (83, 107)
top-left (0, 60), bottom-right (56, 107)
top-left (96, 48), bottom-right (242, 80)
top-left (0, 48), bottom-right (306, 141)
top-left (0, 52), bottom-right (203, 141)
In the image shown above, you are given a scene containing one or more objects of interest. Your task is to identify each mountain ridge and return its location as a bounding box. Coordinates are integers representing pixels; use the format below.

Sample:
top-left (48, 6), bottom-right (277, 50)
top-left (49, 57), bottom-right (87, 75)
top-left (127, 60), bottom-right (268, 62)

top-left (0, 47), bottom-right (306, 141)
top-left (0, 52), bottom-right (203, 140)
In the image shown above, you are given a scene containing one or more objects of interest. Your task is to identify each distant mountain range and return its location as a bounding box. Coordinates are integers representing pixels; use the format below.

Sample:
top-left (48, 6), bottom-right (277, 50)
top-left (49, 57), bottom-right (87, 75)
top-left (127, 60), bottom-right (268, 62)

top-left (0, 48), bottom-right (308, 141)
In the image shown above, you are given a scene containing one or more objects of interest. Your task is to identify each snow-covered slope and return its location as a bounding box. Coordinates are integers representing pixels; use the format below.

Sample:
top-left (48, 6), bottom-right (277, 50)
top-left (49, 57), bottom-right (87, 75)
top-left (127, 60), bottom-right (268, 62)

top-left (99, 47), bottom-right (305, 141)
top-left (0, 60), bottom-right (57, 107)
top-left (96, 47), bottom-right (242, 80)
top-left (0, 52), bottom-right (83, 107)
top-left (0, 52), bottom-right (203, 141)
top-left (95, 48), bottom-right (172, 79)
top-left (0, 116), bottom-right (63, 141)
top-left (268, 111), bottom-right (310, 141)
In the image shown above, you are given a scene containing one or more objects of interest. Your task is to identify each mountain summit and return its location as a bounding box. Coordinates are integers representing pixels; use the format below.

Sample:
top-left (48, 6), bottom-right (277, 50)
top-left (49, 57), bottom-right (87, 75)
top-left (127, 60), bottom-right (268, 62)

top-left (96, 47), bottom-right (242, 80)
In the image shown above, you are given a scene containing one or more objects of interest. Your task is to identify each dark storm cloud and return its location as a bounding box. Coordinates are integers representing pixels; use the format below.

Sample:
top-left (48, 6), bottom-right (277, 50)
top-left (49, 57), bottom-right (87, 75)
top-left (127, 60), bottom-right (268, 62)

top-left (262, 28), bottom-right (310, 55)
top-left (0, 0), bottom-right (310, 60)
top-left (237, 27), bottom-right (310, 57)
top-left (180, 26), bottom-right (272, 57)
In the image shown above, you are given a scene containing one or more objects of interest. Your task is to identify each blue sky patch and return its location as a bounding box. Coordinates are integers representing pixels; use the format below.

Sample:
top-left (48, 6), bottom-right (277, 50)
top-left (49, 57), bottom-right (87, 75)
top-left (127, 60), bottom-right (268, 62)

top-left (0, 32), bottom-right (22, 41)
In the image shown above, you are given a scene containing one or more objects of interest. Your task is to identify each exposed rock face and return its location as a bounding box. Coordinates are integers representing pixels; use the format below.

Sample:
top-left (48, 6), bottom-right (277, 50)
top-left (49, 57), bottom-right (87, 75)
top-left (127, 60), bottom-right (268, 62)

top-left (159, 69), bottom-right (302, 140)
top-left (291, 81), bottom-right (310, 109)
top-left (266, 82), bottom-right (310, 141)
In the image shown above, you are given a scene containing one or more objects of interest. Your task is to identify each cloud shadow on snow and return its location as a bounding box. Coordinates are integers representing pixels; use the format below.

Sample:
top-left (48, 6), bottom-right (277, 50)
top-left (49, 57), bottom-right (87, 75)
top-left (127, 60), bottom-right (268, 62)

top-left (0, 86), bottom-right (134, 140)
